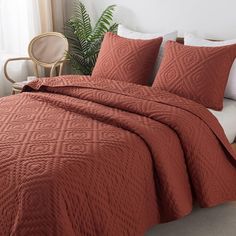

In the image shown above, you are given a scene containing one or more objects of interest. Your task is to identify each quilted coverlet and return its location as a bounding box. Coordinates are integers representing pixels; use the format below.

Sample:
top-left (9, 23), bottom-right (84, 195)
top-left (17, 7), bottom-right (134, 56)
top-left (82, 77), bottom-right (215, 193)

top-left (0, 75), bottom-right (235, 236)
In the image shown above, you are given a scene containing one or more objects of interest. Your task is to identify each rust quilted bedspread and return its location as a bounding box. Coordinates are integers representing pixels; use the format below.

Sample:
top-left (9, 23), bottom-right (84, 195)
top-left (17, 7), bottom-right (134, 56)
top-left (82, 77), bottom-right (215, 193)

top-left (0, 75), bottom-right (235, 236)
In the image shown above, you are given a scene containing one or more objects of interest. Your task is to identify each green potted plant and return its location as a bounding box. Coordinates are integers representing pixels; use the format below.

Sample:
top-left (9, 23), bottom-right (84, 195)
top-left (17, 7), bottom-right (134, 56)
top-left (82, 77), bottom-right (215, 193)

top-left (65, 0), bottom-right (118, 75)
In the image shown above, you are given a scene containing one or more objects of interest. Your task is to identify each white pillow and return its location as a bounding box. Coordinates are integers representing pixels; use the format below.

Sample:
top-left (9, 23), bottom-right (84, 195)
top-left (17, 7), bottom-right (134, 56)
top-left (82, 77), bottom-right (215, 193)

top-left (118, 25), bottom-right (178, 84)
top-left (184, 32), bottom-right (236, 100)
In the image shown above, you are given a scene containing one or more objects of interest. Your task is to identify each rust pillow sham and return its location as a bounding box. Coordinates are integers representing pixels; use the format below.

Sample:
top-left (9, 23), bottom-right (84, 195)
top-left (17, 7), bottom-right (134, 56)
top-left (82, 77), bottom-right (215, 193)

top-left (92, 32), bottom-right (163, 85)
top-left (153, 41), bottom-right (236, 110)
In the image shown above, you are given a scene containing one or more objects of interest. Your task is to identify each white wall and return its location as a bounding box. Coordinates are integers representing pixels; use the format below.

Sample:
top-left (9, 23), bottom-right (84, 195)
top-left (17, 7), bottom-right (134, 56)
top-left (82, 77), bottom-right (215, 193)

top-left (78, 0), bottom-right (236, 40)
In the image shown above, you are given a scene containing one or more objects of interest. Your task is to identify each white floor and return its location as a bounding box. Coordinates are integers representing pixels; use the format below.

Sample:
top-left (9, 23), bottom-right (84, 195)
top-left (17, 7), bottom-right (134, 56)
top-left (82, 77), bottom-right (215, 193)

top-left (146, 202), bottom-right (236, 236)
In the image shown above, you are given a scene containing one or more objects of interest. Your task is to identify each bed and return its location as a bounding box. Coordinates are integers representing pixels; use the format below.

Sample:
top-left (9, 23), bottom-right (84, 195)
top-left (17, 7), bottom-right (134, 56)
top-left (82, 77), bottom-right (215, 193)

top-left (0, 75), bottom-right (235, 235)
top-left (209, 98), bottom-right (236, 144)
top-left (147, 97), bottom-right (236, 236)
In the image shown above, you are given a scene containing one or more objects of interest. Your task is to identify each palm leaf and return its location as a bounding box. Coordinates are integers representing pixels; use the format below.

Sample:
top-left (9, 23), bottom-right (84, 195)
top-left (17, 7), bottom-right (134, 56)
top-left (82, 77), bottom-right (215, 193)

top-left (64, 2), bottom-right (118, 75)
top-left (88, 5), bottom-right (116, 43)
top-left (68, 53), bottom-right (91, 75)
top-left (108, 23), bottom-right (118, 34)
top-left (73, 0), bottom-right (92, 39)
top-left (64, 21), bottom-right (83, 52)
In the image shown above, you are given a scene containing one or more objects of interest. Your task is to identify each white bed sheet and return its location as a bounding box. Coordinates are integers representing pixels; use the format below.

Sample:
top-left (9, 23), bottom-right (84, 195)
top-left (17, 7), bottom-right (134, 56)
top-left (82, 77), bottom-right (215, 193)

top-left (209, 99), bottom-right (236, 144)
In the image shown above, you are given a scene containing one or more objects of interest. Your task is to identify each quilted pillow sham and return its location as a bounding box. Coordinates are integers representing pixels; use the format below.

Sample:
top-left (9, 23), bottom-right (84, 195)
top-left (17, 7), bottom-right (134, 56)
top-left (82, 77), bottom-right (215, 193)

top-left (118, 25), bottom-right (177, 83)
top-left (153, 41), bottom-right (236, 110)
top-left (185, 33), bottom-right (236, 100)
top-left (92, 32), bottom-right (163, 85)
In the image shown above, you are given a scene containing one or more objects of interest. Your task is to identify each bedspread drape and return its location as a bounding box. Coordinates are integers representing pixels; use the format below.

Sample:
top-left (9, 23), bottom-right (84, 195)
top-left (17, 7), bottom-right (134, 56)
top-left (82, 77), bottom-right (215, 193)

top-left (0, 75), bottom-right (235, 235)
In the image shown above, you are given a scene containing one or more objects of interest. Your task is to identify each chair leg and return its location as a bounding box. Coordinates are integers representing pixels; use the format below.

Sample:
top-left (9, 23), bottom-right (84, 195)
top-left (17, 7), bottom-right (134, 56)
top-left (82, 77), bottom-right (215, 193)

top-left (33, 63), bottom-right (39, 77)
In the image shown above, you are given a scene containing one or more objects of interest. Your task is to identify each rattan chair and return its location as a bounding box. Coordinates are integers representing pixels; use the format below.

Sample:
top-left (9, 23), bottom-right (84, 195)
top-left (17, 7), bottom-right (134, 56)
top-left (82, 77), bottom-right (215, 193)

top-left (4, 32), bottom-right (69, 94)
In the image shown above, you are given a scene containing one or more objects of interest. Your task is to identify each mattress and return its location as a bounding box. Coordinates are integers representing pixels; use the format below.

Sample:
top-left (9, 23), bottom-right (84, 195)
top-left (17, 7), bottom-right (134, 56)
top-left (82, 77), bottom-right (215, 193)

top-left (209, 99), bottom-right (236, 143)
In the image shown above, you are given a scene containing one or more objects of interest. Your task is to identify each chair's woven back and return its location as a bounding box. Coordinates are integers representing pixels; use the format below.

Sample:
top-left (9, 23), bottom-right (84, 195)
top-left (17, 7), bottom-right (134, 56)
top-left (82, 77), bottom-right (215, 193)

top-left (28, 32), bottom-right (68, 68)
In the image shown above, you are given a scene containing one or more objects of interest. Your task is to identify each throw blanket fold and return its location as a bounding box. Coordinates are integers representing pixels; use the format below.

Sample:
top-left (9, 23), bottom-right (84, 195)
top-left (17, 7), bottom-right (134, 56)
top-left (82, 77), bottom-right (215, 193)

top-left (0, 75), bottom-right (235, 236)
